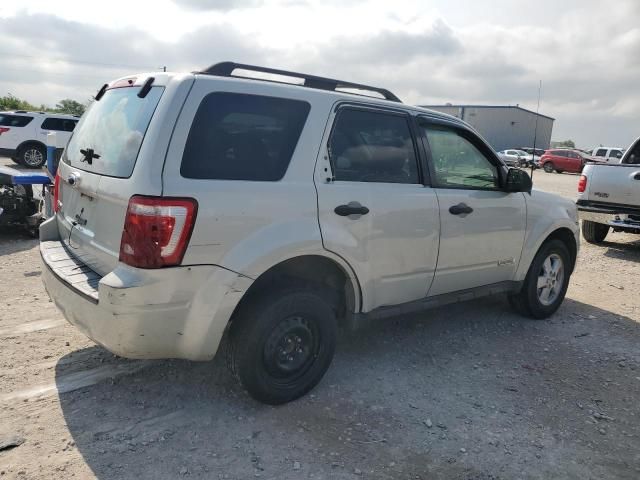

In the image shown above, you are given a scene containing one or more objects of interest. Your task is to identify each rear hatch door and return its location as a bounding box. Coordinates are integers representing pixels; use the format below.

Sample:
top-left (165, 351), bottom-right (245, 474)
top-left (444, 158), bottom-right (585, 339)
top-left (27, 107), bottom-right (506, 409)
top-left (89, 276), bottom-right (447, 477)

top-left (56, 80), bottom-right (165, 275)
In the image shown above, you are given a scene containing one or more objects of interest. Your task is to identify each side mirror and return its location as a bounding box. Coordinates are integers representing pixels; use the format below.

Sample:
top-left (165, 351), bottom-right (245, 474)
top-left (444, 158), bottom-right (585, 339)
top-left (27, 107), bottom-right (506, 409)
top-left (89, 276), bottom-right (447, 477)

top-left (504, 167), bottom-right (532, 193)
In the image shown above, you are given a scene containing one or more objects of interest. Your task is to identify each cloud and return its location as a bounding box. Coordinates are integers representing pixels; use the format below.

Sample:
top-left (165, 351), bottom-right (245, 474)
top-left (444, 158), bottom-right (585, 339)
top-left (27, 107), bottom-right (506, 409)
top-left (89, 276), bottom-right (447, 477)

top-left (170, 0), bottom-right (262, 11)
top-left (1, 1), bottom-right (639, 147)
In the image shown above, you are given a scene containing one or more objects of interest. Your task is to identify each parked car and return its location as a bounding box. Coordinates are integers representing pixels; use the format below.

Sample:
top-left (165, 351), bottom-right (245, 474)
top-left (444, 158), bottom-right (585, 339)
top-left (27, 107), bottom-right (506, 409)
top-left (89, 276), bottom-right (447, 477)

top-left (540, 149), bottom-right (588, 173)
top-left (519, 147), bottom-right (545, 158)
top-left (0, 111), bottom-right (79, 168)
top-left (577, 136), bottom-right (640, 243)
top-left (498, 149), bottom-right (528, 167)
top-left (39, 62), bottom-right (579, 405)
top-left (588, 147), bottom-right (625, 164)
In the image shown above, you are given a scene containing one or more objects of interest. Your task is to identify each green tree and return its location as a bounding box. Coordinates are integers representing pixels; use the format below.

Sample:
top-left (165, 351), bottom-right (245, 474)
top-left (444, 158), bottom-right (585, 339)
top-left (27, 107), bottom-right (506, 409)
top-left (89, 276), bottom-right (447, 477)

top-left (0, 94), bottom-right (37, 111)
top-left (55, 99), bottom-right (86, 116)
top-left (557, 139), bottom-right (575, 148)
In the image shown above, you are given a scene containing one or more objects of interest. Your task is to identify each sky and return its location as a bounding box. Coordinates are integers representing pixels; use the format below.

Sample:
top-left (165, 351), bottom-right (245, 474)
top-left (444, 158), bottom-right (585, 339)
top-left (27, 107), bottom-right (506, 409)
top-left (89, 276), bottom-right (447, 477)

top-left (0, 0), bottom-right (638, 148)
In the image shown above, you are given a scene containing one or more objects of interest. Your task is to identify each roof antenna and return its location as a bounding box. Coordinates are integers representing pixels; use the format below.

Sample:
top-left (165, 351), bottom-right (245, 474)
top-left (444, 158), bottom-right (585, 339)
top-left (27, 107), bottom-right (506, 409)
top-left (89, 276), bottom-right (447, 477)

top-left (530, 79), bottom-right (542, 181)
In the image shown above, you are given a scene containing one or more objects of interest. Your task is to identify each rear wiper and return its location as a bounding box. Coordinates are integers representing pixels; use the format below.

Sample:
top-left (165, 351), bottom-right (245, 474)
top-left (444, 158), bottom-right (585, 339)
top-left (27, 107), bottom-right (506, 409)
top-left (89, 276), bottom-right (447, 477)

top-left (79, 148), bottom-right (100, 165)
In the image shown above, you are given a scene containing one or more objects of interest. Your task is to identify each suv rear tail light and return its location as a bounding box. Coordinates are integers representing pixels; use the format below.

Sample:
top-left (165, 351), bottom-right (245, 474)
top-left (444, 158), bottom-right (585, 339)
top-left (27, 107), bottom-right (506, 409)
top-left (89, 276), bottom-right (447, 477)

top-left (0, 127), bottom-right (9, 135)
top-left (578, 175), bottom-right (587, 193)
top-left (53, 170), bottom-right (61, 213)
top-left (119, 196), bottom-right (198, 269)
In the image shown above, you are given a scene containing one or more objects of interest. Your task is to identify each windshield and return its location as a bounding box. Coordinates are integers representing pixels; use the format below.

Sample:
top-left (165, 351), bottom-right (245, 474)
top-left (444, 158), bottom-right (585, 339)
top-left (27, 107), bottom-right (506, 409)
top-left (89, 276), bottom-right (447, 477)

top-left (64, 86), bottom-right (163, 178)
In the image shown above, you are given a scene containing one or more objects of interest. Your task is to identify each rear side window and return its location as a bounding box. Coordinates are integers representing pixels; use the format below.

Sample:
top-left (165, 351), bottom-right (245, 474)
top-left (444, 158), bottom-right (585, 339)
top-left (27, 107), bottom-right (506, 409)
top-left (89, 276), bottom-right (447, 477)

top-left (595, 148), bottom-right (607, 157)
top-left (64, 86), bottom-right (163, 178)
top-left (552, 150), bottom-right (568, 157)
top-left (610, 149), bottom-right (622, 158)
top-left (0, 114), bottom-right (33, 127)
top-left (41, 118), bottom-right (77, 132)
top-left (181, 92), bottom-right (310, 181)
top-left (329, 109), bottom-right (419, 184)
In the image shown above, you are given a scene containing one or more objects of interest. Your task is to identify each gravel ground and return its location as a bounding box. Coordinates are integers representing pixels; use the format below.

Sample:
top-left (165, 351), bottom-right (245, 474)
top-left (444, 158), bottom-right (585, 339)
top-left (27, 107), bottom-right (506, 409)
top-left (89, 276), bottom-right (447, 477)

top-left (1, 159), bottom-right (639, 479)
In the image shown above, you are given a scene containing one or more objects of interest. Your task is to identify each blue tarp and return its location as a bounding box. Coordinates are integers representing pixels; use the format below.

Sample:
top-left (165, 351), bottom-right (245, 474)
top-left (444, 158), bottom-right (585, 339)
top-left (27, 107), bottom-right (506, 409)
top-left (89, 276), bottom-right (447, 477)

top-left (0, 166), bottom-right (51, 185)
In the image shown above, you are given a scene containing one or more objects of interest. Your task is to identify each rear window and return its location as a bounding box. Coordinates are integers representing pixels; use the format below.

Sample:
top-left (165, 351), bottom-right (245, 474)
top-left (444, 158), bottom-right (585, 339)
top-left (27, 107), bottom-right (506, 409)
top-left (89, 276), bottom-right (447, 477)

top-left (0, 114), bottom-right (33, 127)
top-left (63, 86), bottom-right (163, 178)
top-left (181, 92), bottom-right (310, 181)
top-left (41, 118), bottom-right (78, 132)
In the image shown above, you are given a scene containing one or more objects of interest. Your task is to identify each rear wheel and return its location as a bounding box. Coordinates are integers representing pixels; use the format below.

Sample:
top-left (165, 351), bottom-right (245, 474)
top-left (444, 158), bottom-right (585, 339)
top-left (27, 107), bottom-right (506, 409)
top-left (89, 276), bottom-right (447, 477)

top-left (19, 144), bottom-right (46, 168)
top-left (543, 162), bottom-right (554, 173)
top-left (582, 220), bottom-right (609, 244)
top-left (227, 286), bottom-right (337, 405)
top-left (509, 239), bottom-right (571, 319)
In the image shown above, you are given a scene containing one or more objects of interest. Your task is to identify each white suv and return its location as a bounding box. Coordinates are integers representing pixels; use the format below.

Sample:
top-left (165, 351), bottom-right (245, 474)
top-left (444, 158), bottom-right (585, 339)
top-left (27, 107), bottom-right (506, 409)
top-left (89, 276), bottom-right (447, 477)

top-left (0, 111), bottom-right (79, 168)
top-left (40, 63), bottom-right (580, 404)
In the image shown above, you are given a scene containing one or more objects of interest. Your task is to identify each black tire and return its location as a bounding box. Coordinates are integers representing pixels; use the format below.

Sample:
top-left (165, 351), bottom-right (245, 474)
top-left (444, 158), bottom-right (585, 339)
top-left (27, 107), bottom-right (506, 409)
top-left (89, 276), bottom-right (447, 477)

top-left (10, 157), bottom-right (22, 165)
top-left (509, 239), bottom-right (571, 319)
top-left (19, 144), bottom-right (46, 168)
top-left (556, 170), bottom-right (564, 174)
top-left (543, 162), bottom-right (554, 173)
top-left (227, 286), bottom-right (337, 405)
top-left (582, 220), bottom-right (609, 244)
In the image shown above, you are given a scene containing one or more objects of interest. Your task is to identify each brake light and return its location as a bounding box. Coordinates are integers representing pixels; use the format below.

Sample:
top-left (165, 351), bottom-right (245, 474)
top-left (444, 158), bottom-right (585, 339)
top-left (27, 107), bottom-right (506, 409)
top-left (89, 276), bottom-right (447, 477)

top-left (0, 127), bottom-right (9, 135)
top-left (53, 170), bottom-right (61, 213)
top-left (578, 175), bottom-right (587, 193)
top-left (119, 196), bottom-right (198, 268)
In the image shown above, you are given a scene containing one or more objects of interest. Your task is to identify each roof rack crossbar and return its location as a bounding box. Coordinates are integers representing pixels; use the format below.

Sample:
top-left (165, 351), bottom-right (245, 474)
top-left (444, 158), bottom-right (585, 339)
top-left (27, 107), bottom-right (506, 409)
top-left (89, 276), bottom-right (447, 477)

top-left (198, 61), bottom-right (402, 103)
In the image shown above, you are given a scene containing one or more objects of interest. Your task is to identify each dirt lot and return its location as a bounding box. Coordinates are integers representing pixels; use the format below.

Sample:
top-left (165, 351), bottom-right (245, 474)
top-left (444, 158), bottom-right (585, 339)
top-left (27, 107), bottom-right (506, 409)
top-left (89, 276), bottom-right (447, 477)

top-left (1, 159), bottom-right (639, 479)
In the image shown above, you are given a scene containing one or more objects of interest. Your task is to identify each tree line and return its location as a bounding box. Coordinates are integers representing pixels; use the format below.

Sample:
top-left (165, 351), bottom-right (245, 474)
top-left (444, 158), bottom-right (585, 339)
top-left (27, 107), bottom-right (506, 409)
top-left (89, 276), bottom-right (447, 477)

top-left (0, 95), bottom-right (87, 116)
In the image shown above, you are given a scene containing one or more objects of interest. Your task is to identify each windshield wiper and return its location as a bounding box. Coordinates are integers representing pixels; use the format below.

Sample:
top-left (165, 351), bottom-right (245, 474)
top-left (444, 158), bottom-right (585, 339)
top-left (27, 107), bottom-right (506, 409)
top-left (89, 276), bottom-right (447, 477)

top-left (79, 148), bottom-right (101, 165)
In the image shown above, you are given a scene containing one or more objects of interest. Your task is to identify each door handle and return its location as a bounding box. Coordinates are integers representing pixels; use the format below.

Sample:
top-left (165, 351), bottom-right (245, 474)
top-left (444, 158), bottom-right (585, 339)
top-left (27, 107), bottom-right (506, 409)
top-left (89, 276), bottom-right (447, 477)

top-left (449, 203), bottom-right (474, 215)
top-left (334, 202), bottom-right (370, 216)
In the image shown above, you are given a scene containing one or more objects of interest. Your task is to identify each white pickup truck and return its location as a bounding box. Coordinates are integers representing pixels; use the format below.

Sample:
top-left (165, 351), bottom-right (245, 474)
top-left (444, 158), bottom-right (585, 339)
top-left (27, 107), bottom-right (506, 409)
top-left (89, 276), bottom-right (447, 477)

top-left (577, 136), bottom-right (640, 243)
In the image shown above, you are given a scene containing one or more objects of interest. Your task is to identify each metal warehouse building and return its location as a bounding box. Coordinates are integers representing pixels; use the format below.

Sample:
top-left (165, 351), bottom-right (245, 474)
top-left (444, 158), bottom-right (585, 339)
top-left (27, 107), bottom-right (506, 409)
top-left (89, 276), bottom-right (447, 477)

top-left (419, 104), bottom-right (554, 152)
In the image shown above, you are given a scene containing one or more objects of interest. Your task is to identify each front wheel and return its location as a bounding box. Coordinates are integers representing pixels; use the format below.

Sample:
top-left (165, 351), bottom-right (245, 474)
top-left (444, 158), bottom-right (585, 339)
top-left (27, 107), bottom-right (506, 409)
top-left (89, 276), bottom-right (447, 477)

top-left (227, 287), bottom-right (337, 405)
top-left (509, 239), bottom-right (572, 319)
top-left (543, 162), bottom-right (554, 173)
top-left (582, 220), bottom-right (609, 244)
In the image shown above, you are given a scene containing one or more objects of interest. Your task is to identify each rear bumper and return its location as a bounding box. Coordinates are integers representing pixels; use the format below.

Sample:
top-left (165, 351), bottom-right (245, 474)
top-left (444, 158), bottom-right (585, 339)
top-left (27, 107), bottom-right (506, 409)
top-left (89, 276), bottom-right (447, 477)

top-left (577, 200), bottom-right (640, 232)
top-left (39, 217), bottom-right (252, 361)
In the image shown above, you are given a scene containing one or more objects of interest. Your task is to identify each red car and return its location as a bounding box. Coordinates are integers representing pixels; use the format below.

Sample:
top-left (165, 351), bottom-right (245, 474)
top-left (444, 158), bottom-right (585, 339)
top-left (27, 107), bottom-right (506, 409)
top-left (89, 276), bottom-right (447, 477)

top-left (540, 149), bottom-right (587, 174)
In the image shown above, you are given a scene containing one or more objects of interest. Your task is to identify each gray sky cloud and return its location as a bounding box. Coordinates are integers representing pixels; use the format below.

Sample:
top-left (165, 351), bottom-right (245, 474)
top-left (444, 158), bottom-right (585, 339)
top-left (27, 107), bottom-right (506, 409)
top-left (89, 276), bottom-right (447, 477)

top-left (0, 0), bottom-right (638, 147)
top-left (170, 0), bottom-right (263, 11)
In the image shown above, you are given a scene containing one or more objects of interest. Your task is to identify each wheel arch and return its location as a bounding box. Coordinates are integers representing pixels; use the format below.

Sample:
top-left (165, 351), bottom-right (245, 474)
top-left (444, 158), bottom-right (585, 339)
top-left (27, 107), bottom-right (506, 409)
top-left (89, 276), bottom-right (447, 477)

top-left (544, 227), bottom-right (578, 273)
top-left (516, 222), bottom-right (579, 281)
top-left (16, 139), bottom-right (47, 154)
top-left (230, 254), bottom-right (362, 326)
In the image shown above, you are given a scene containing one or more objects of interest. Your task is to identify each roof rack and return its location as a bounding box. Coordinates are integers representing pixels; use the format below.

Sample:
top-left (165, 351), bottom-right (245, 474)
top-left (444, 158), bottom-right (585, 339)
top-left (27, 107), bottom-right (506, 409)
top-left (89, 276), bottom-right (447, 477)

top-left (198, 61), bottom-right (402, 103)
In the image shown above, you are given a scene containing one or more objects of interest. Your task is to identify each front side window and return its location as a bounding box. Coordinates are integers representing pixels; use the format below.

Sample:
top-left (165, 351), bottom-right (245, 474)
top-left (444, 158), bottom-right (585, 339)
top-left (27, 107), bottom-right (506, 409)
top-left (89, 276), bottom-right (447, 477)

top-left (422, 125), bottom-right (498, 190)
top-left (181, 92), bottom-right (310, 181)
top-left (329, 109), bottom-right (419, 184)
top-left (41, 118), bottom-right (64, 131)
